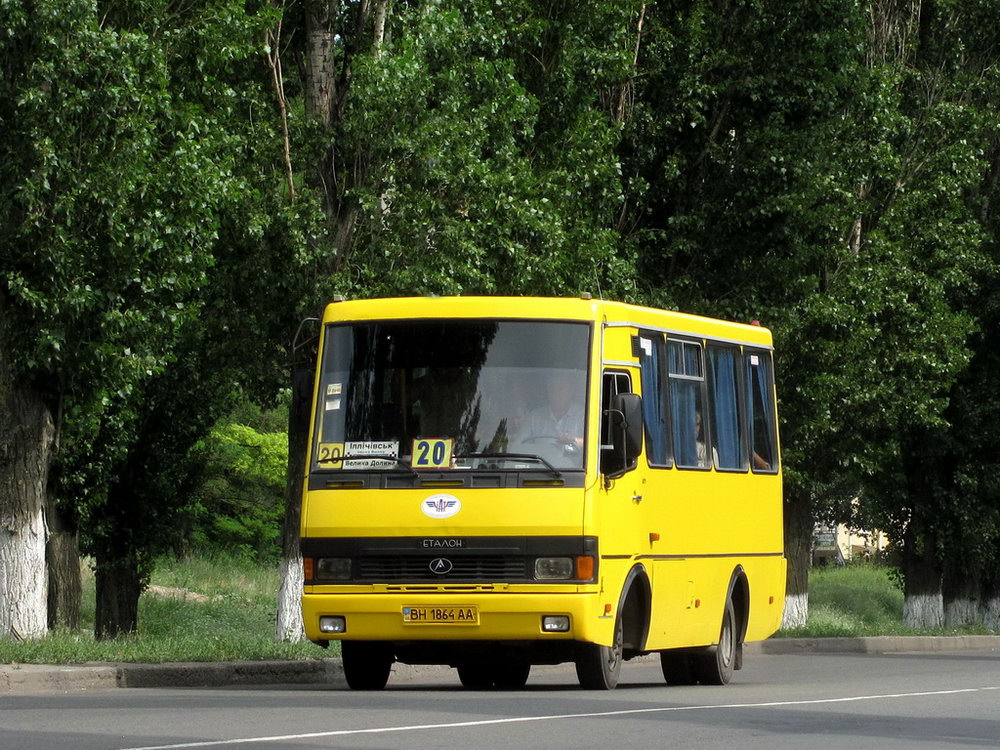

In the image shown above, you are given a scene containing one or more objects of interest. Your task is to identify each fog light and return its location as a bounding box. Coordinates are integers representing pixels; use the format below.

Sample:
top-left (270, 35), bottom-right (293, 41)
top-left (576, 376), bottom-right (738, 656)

top-left (319, 616), bottom-right (346, 634)
top-left (542, 615), bottom-right (570, 632)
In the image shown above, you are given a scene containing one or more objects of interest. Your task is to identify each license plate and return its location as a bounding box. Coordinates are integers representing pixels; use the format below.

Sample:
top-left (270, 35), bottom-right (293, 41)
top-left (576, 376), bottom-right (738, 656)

top-left (402, 606), bottom-right (479, 625)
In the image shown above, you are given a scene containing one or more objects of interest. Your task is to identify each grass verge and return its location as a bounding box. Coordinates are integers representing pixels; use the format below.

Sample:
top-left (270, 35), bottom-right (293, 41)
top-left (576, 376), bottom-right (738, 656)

top-left (2, 558), bottom-right (994, 664)
top-left (0, 555), bottom-right (323, 665)
top-left (778, 564), bottom-right (994, 637)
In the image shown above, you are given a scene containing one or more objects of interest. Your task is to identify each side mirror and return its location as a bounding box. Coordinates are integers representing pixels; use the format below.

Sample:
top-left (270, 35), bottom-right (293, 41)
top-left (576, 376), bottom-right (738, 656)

top-left (603, 392), bottom-right (643, 479)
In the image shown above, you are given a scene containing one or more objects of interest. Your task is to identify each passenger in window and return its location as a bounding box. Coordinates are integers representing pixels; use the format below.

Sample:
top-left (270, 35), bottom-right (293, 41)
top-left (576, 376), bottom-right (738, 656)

top-left (695, 411), bottom-right (718, 468)
top-left (695, 411), bottom-right (707, 467)
top-left (752, 450), bottom-right (771, 471)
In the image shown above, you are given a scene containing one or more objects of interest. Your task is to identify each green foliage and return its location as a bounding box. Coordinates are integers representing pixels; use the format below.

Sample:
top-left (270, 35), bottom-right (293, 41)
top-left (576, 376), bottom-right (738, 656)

top-left (186, 404), bottom-right (289, 561)
top-left (322, 1), bottom-right (638, 299)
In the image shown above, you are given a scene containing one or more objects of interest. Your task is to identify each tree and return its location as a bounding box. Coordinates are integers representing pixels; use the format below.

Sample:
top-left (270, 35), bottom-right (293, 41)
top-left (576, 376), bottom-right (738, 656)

top-left (619, 0), bottom-right (878, 626)
top-left (1, 0), bottom-right (221, 638)
top-left (844, 0), bottom-right (998, 627)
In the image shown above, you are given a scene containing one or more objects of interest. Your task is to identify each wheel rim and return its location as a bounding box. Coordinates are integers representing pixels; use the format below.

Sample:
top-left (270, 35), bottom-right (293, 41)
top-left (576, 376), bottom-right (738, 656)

top-left (719, 608), bottom-right (734, 668)
top-left (606, 618), bottom-right (623, 673)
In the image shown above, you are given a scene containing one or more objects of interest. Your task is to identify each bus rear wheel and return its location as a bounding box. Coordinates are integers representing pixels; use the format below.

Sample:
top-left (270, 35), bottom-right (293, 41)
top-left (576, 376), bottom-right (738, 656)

top-left (659, 651), bottom-right (696, 685)
top-left (341, 641), bottom-right (393, 690)
top-left (693, 598), bottom-right (737, 685)
top-left (575, 614), bottom-right (623, 690)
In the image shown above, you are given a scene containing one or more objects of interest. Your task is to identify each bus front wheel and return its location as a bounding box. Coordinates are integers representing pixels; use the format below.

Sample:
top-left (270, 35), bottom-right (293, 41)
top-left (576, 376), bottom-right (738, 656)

top-left (341, 641), bottom-right (393, 690)
top-left (575, 614), bottom-right (623, 690)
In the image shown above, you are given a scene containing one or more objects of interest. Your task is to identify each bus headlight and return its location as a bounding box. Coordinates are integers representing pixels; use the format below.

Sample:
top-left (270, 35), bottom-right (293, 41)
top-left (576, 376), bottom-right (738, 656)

top-left (534, 557), bottom-right (574, 580)
top-left (316, 558), bottom-right (352, 581)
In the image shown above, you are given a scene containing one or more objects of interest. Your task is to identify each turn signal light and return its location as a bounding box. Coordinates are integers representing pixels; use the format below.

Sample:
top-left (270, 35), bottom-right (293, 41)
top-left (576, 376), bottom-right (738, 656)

top-left (575, 555), bottom-right (595, 581)
top-left (303, 557), bottom-right (314, 581)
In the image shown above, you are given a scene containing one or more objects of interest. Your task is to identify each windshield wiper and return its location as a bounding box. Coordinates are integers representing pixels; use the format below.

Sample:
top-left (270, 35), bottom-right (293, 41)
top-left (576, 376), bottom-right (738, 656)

top-left (317, 454), bottom-right (417, 475)
top-left (453, 452), bottom-right (563, 479)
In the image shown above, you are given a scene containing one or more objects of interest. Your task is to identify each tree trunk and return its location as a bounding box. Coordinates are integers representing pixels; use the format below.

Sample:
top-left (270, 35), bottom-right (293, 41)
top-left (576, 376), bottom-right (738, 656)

top-left (275, 366), bottom-right (314, 642)
top-left (45, 493), bottom-right (81, 630)
top-left (901, 523), bottom-right (943, 628)
top-left (0, 364), bottom-right (53, 641)
top-left (94, 548), bottom-right (142, 640)
top-left (781, 486), bottom-right (812, 629)
top-left (943, 559), bottom-right (980, 628)
top-left (304, 0), bottom-right (336, 128)
top-left (373, 0), bottom-right (388, 57)
top-left (980, 568), bottom-right (1000, 632)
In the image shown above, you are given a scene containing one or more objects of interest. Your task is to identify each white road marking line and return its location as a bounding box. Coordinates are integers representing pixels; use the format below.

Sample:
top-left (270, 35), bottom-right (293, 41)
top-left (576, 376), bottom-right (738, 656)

top-left (119, 686), bottom-right (1000, 750)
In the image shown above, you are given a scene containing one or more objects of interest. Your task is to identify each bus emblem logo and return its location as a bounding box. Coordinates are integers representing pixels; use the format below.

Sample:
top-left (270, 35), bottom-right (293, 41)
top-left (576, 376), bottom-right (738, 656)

top-left (429, 558), bottom-right (453, 574)
top-left (422, 494), bottom-right (461, 519)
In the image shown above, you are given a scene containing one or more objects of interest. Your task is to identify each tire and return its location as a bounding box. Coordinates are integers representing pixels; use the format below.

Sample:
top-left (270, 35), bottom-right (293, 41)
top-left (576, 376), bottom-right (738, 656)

top-left (693, 598), bottom-right (737, 685)
top-left (341, 641), bottom-right (393, 690)
top-left (575, 613), bottom-right (623, 690)
top-left (493, 662), bottom-right (531, 689)
top-left (457, 663), bottom-right (495, 689)
top-left (659, 651), bottom-right (696, 685)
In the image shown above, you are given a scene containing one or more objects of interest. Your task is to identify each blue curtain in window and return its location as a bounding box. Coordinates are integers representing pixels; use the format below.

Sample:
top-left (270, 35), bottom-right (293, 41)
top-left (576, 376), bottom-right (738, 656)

top-left (670, 381), bottom-right (697, 466)
top-left (640, 341), bottom-right (667, 464)
top-left (709, 348), bottom-right (741, 469)
top-left (684, 345), bottom-right (699, 375)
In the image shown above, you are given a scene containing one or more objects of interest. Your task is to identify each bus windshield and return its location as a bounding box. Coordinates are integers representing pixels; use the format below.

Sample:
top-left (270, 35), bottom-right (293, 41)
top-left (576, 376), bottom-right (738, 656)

top-left (312, 319), bottom-right (590, 472)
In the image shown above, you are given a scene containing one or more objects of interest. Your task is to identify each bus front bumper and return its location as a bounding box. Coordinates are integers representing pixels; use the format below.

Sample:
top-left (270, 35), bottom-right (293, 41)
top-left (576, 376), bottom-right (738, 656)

top-left (302, 589), bottom-right (612, 646)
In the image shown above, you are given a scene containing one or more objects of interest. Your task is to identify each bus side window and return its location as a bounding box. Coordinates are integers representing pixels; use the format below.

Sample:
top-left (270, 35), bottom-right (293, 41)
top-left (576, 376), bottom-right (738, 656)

top-left (669, 340), bottom-right (709, 469)
top-left (707, 344), bottom-right (748, 471)
top-left (745, 350), bottom-right (778, 473)
top-left (636, 334), bottom-right (670, 467)
top-left (600, 370), bottom-right (632, 473)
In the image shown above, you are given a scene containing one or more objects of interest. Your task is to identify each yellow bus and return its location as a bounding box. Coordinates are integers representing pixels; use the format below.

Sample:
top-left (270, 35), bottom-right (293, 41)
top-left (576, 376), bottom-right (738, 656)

top-left (300, 296), bottom-right (784, 690)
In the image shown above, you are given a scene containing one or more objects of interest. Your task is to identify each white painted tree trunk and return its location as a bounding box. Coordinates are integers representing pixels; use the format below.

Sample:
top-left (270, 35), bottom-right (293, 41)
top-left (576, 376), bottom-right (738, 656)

top-left (980, 597), bottom-right (1000, 632)
top-left (903, 593), bottom-right (944, 628)
top-left (781, 591), bottom-right (808, 630)
top-left (0, 514), bottom-right (48, 640)
top-left (275, 366), bottom-right (312, 643)
top-left (0, 375), bottom-right (53, 641)
top-left (944, 597), bottom-right (979, 628)
top-left (275, 552), bottom-right (304, 642)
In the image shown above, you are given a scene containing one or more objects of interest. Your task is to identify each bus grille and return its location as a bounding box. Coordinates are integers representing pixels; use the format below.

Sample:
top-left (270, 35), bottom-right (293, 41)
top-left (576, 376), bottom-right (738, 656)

top-left (356, 556), bottom-right (528, 582)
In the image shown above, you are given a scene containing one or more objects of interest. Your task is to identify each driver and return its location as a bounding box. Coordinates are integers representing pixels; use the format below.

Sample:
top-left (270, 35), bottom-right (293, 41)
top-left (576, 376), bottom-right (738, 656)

top-left (511, 370), bottom-right (584, 457)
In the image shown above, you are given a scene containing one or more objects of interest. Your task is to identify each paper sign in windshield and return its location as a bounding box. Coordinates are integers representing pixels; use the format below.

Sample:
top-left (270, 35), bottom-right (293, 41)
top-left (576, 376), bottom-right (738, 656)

top-left (342, 441), bottom-right (399, 469)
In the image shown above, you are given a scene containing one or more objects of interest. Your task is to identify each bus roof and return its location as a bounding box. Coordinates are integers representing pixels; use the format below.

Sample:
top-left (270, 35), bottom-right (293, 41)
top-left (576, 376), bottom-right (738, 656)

top-left (321, 296), bottom-right (773, 348)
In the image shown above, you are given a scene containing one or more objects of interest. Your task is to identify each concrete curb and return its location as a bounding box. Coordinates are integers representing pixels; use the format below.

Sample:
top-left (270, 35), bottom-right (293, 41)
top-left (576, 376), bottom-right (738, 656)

top-left (746, 635), bottom-right (1000, 655)
top-left (3, 636), bottom-right (998, 693)
top-left (116, 658), bottom-right (345, 688)
top-left (1, 659), bottom-right (344, 694)
top-left (0, 663), bottom-right (119, 693)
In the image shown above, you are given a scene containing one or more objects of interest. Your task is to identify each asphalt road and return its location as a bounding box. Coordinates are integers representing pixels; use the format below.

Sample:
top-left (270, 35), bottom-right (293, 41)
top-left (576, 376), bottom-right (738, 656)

top-left (2, 650), bottom-right (998, 750)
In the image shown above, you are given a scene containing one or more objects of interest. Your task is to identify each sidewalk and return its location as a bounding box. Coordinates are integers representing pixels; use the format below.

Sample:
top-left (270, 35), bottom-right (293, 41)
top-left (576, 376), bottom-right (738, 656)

top-left (3, 636), bottom-right (998, 693)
